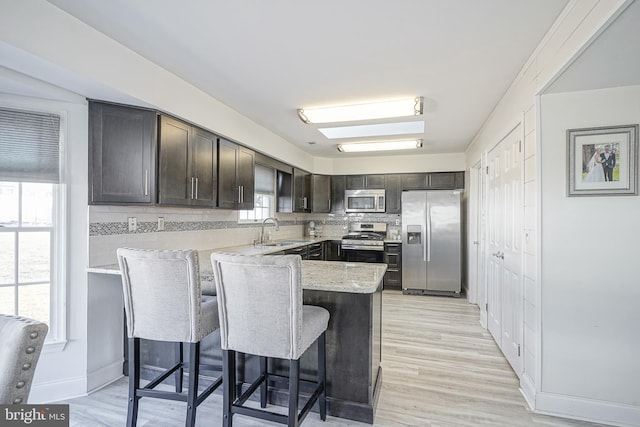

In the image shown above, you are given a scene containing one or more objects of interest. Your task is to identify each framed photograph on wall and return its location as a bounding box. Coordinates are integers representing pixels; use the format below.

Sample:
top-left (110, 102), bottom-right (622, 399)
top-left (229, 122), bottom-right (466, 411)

top-left (567, 124), bottom-right (638, 196)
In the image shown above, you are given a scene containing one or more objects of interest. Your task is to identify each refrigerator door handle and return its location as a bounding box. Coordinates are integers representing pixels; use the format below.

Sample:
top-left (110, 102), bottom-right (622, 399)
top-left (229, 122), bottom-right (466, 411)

top-left (426, 202), bottom-right (432, 262)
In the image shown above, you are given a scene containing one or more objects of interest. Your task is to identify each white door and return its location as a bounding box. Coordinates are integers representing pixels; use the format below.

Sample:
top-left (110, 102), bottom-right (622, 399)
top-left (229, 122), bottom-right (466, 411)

top-left (500, 127), bottom-right (523, 374)
top-left (486, 143), bottom-right (503, 345)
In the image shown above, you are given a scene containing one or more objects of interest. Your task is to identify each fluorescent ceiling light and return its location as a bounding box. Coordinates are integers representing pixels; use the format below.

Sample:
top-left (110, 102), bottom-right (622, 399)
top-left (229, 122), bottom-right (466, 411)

top-left (298, 97), bottom-right (423, 124)
top-left (319, 120), bottom-right (424, 139)
top-left (337, 140), bottom-right (423, 153)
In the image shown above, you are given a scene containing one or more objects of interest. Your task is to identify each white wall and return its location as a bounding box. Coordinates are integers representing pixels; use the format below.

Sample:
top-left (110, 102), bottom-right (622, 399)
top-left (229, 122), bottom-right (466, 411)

top-left (0, 86), bottom-right (89, 401)
top-left (462, 0), bottom-right (631, 422)
top-left (538, 86), bottom-right (640, 424)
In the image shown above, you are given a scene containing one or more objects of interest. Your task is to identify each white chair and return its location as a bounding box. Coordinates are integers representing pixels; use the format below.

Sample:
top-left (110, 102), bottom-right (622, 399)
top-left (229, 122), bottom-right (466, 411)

top-left (0, 314), bottom-right (48, 404)
top-left (210, 253), bottom-right (330, 427)
top-left (117, 248), bottom-right (222, 427)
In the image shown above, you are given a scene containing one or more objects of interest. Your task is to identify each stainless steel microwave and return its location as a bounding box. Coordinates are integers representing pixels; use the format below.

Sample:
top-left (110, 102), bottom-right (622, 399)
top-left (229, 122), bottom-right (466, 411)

top-left (345, 189), bottom-right (386, 213)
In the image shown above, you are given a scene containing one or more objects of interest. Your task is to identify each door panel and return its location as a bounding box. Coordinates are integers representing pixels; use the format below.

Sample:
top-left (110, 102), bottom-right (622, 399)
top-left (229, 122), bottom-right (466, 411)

top-left (486, 124), bottom-right (524, 375)
top-left (425, 191), bottom-right (461, 292)
top-left (401, 191), bottom-right (427, 290)
top-left (501, 130), bottom-right (523, 374)
top-left (192, 129), bottom-right (216, 207)
top-left (487, 145), bottom-right (502, 344)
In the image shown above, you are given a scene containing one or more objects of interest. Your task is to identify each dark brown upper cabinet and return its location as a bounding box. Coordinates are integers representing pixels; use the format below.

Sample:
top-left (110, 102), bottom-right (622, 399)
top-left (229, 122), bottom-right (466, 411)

top-left (218, 138), bottom-right (255, 210)
top-left (331, 175), bottom-right (346, 214)
top-left (385, 174), bottom-right (402, 214)
top-left (89, 101), bottom-right (157, 205)
top-left (158, 115), bottom-right (217, 207)
top-left (345, 174), bottom-right (386, 190)
top-left (311, 174), bottom-right (331, 213)
top-left (292, 168), bottom-right (311, 212)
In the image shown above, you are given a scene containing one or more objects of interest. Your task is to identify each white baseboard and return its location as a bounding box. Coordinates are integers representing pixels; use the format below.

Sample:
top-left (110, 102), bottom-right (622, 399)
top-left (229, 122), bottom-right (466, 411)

top-left (519, 374), bottom-right (536, 410)
top-left (536, 392), bottom-right (640, 427)
top-left (29, 375), bottom-right (87, 404)
top-left (87, 360), bottom-right (123, 393)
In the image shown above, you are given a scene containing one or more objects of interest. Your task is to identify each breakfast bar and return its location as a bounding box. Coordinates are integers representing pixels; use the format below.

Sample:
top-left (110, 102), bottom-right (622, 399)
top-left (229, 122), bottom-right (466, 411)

top-left (87, 245), bottom-right (386, 424)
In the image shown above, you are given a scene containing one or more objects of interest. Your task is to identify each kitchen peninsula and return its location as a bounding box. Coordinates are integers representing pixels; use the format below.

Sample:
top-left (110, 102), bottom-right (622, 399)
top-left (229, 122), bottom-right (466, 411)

top-left (87, 241), bottom-right (386, 424)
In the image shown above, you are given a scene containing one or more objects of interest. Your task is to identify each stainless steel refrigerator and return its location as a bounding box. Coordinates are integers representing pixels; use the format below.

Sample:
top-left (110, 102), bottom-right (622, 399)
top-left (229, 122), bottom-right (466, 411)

top-left (401, 190), bottom-right (462, 296)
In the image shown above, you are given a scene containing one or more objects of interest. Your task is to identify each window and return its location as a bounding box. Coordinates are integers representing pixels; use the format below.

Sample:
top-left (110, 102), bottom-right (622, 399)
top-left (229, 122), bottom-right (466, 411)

top-left (238, 164), bottom-right (275, 223)
top-left (0, 107), bottom-right (64, 345)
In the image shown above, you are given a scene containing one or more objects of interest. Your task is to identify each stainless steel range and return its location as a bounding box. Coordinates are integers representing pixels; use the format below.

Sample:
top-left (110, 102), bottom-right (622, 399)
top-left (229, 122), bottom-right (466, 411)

top-left (341, 222), bottom-right (387, 263)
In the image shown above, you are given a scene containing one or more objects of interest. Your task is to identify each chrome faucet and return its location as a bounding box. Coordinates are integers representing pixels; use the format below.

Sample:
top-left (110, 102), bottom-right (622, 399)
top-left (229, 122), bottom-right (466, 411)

top-left (260, 217), bottom-right (279, 245)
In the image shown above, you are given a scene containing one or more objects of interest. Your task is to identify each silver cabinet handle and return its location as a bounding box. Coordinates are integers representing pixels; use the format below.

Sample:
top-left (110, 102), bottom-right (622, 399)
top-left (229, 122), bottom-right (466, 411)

top-left (195, 177), bottom-right (199, 200)
top-left (237, 186), bottom-right (242, 203)
top-left (240, 185), bottom-right (244, 203)
top-left (303, 197), bottom-right (308, 210)
top-left (190, 177), bottom-right (195, 199)
top-left (144, 170), bottom-right (149, 196)
top-left (328, 199), bottom-right (331, 211)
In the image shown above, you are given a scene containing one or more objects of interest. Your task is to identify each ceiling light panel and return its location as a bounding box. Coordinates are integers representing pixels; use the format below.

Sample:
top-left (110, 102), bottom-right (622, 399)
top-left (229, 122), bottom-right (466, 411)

top-left (298, 97), bottom-right (423, 124)
top-left (337, 139), bottom-right (423, 153)
top-left (319, 120), bottom-right (425, 139)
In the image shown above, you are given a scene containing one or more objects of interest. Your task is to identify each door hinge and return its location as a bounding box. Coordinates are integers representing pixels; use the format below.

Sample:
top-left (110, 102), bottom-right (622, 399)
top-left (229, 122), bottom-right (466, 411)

top-left (485, 166), bottom-right (489, 175)
top-left (485, 303), bottom-right (488, 311)
top-left (519, 140), bottom-right (522, 153)
top-left (517, 344), bottom-right (521, 357)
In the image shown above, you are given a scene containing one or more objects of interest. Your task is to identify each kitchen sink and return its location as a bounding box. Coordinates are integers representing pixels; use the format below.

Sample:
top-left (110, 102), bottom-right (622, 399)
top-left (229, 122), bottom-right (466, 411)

top-left (262, 240), bottom-right (310, 247)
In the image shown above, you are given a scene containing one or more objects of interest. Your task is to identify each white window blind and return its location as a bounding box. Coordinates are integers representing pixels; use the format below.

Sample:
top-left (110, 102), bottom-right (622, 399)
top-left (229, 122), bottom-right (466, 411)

top-left (0, 107), bottom-right (60, 183)
top-left (255, 164), bottom-right (275, 194)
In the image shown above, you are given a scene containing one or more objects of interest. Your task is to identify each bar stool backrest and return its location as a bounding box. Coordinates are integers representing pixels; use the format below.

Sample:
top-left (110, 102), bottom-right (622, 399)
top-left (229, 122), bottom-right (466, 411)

top-left (117, 248), bottom-right (206, 343)
top-left (210, 253), bottom-right (304, 360)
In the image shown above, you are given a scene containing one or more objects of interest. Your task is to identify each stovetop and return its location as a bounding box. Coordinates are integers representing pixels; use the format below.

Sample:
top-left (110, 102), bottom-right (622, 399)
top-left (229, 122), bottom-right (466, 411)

top-left (341, 232), bottom-right (385, 241)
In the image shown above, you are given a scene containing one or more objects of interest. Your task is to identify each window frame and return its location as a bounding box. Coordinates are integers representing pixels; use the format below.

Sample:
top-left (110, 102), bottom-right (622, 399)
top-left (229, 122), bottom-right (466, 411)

top-left (0, 105), bottom-right (67, 352)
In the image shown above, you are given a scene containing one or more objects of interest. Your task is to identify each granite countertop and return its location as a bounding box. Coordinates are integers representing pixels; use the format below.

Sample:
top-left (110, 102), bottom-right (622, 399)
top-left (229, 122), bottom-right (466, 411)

top-left (88, 240), bottom-right (387, 294)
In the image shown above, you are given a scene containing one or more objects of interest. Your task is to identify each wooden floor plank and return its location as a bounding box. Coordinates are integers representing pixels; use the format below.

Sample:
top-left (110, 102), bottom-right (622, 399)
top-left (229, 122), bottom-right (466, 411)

top-left (61, 290), bottom-right (607, 426)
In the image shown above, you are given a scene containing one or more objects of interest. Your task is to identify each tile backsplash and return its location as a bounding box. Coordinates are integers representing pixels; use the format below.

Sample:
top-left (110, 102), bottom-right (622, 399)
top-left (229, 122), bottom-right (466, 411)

top-left (88, 205), bottom-right (401, 266)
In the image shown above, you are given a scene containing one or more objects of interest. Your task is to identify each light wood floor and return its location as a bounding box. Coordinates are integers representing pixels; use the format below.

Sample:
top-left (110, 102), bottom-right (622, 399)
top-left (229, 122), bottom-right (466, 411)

top-left (62, 291), bottom-right (607, 426)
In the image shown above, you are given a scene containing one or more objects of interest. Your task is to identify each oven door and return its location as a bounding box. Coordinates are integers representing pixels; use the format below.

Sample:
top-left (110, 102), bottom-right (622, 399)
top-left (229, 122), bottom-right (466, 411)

top-left (342, 248), bottom-right (384, 263)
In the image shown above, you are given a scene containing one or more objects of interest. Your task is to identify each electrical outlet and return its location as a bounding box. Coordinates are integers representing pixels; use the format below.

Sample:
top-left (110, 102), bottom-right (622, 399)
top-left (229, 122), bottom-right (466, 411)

top-left (157, 217), bottom-right (165, 231)
top-left (395, 219), bottom-right (400, 226)
top-left (128, 217), bottom-right (137, 232)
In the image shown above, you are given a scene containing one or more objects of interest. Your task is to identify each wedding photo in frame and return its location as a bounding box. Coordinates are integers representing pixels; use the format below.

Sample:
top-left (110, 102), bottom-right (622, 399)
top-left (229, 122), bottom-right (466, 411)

top-left (567, 124), bottom-right (638, 196)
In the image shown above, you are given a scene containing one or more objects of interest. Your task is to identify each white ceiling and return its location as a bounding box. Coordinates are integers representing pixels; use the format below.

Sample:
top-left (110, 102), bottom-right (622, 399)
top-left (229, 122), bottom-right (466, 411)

top-left (47, 0), bottom-right (568, 158)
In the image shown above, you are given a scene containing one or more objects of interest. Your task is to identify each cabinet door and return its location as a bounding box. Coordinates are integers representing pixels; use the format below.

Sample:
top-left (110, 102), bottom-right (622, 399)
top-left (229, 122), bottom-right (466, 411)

top-left (346, 175), bottom-right (366, 189)
top-left (331, 175), bottom-right (346, 214)
top-left (217, 138), bottom-right (239, 208)
top-left (277, 170), bottom-right (293, 212)
top-left (385, 174), bottom-right (402, 214)
top-left (89, 102), bottom-right (156, 204)
top-left (191, 127), bottom-right (217, 207)
top-left (237, 146), bottom-right (255, 210)
top-left (427, 172), bottom-right (457, 189)
top-left (311, 174), bottom-right (331, 213)
top-left (293, 168), bottom-right (311, 212)
top-left (365, 174), bottom-right (386, 189)
top-left (158, 116), bottom-right (191, 206)
top-left (401, 173), bottom-right (427, 190)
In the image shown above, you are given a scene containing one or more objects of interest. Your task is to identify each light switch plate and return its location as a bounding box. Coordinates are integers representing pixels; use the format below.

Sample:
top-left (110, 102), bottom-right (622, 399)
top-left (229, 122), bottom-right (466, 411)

top-left (128, 217), bottom-right (137, 232)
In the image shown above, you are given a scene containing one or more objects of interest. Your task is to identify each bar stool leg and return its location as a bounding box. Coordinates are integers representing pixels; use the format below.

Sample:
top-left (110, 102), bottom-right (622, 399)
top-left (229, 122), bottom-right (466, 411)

top-left (126, 338), bottom-right (140, 427)
top-left (222, 350), bottom-right (235, 427)
top-left (288, 358), bottom-right (300, 427)
top-left (186, 342), bottom-right (200, 427)
top-left (318, 332), bottom-right (327, 421)
top-left (259, 356), bottom-right (268, 408)
top-left (175, 342), bottom-right (183, 393)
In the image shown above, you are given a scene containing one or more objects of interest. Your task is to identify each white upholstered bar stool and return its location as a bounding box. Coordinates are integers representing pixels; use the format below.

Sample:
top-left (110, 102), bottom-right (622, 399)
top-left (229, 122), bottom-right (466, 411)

top-left (210, 253), bottom-right (330, 427)
top-left (0, 315), bottom-right (48, 404)
top-left (117, 248), bottom-right (222, 427)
